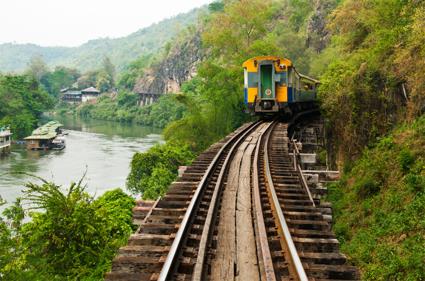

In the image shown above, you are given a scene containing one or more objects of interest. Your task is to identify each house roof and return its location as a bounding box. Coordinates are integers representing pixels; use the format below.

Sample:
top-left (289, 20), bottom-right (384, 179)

top-left (63, 91), bottom-right (81, 96)
top-left (24, 121), bottom-right (63, 140)
top-left (81, 87), bottom-right (100, 94)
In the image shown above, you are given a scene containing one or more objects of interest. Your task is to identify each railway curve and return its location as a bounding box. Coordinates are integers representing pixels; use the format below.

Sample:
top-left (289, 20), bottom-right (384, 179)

top-left (105, 114), bottom-right (359, 281)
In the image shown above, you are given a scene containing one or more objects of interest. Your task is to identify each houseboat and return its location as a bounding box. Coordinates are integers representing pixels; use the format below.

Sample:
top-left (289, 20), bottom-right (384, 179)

top-left (0, 126), bottom-right (12, 156)
top-left (24, 121), bottom-right (65, 150)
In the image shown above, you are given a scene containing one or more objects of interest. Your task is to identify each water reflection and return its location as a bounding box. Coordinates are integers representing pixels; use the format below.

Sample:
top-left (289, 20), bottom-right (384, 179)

top-left (0, 116), bottom-right (162, 210)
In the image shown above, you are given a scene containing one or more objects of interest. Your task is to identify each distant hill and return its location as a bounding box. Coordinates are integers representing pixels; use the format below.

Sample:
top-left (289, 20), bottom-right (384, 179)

top-left (0, 7), bottom-right (204, 73)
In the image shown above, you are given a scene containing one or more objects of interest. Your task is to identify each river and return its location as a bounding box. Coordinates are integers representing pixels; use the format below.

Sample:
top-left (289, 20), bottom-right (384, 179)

top-left (0, 116), bottom-right (162, 209)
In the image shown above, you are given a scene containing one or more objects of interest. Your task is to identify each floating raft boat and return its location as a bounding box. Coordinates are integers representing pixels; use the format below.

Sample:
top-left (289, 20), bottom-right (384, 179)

top-left (24, 121), bottom-right (66, 150)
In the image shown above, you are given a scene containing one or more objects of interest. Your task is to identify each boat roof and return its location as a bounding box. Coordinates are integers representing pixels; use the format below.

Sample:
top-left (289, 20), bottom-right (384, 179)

top-left (24, 121), bottom-right (63, 140)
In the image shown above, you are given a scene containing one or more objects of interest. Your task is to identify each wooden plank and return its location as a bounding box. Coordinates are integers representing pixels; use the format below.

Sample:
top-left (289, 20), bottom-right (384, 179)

top-left (235, 129), bottom-right (262, 281)
top-left (211, 136), bottom-right (251, 281)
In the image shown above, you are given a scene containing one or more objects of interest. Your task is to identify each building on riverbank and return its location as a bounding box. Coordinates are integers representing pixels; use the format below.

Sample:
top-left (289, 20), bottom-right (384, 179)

top-left (24, 121), bottom-right (64, 150)
top-left (0, 127), bottom-right (12, 156)
top-left (81, 87), bottom-right (100, 103)
top-left (62, 90), bottom-right (83, 104)
top-left (61, 87), bottom-right (101, 104)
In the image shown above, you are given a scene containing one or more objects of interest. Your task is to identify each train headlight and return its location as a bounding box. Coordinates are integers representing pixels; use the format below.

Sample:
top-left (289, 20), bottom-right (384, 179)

top-left (263, 101), bottom-right (272, 109)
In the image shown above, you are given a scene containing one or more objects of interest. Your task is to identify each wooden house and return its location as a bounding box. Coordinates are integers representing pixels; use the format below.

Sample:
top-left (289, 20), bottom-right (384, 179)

top-left (81, 87), bottom-right (100, 103)
top-left (62, 90), bottom-right (82, 104)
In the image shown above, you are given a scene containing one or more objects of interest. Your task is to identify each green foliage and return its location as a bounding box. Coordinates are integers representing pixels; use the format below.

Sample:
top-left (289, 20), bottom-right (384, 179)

top-left (40, 66), bottom-right (80, 97)
top-left (203, 0), bottom-right (277, 64)
top-left (0, 74), bottom-right (54, 139)
top-left (26, 55), bottom-right (49, 81)
top-left (327, 115), bottom-right (425, 280)
top-left (398, 148), bottom-right (415, 173)
top-left (0, 180), bottom-right (135, 280)
top-left (354, 176), bottom-right (380, 199)
top-left (164, 63), bottom-right (249, 152)
top-left (127, 142), bottom-right (194, 198)
top-left (318, 0), bottom-right (425, 160)
top-left (118, 54), bottom-right (154, 89)
top-left (96, 56), bottom-right (116, 92)
top-left (208, 1), bottom-right (224, 13)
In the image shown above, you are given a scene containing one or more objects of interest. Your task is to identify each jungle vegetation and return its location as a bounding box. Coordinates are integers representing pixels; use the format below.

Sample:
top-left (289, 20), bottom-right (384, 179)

top-left (0, 181), bottom-right (135, 280)
top-left (0, 74), bottom-right (54, 139)
top-left (327, 116), bottom-right (425, 280)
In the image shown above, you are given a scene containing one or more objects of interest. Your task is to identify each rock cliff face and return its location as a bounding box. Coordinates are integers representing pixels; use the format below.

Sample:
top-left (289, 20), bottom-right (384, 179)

top-left (306, 0), bottom-right (338, 52)
top-left (133, 31), bottom-right (202, 95)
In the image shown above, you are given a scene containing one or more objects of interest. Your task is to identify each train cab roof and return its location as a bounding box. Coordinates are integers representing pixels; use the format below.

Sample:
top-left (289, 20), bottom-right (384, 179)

top-left (243, 56), bottom-right (320, 84)
top-left (243, 56), bottom-right (293, 71)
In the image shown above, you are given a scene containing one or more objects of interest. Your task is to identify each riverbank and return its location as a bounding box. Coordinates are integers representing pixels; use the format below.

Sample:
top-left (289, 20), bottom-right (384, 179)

top-left (54, 92), bottom-right (187, 129)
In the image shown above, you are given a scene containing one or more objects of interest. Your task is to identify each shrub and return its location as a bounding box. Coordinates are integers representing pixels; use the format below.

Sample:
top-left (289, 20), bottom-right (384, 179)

top-left (398, 148), bottom-right (415, 173)
top-left (354, 177), bottom-right (381, 199)
top-left (405, 174), bottom-right (425, 193)
top-left (0, 180), bottom-right (135, 280)
top-left (127, 142), bottom-right (194, 198)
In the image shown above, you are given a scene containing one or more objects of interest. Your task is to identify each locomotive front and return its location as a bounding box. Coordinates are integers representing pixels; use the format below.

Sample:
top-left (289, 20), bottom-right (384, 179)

top-left (243, 56), bottom-right (292, 114)
top-left (243, 56), bottom-right (319, 116)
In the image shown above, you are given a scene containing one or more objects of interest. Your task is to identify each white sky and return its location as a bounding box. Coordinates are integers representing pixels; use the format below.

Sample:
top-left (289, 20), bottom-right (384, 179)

top-left (0, 0), bottom-right (212, 47)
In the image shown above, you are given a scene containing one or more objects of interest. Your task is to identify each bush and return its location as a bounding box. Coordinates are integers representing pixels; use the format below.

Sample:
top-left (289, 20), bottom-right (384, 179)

top-left (0, 180), bottom-right (135, 280)
top-left (354, 177), bottom-right (381, 199)
top-left (398, 148), bottom-right (415, 173)
top-left (405, 174), bottom-right (425, 193)
top-left (127, 142), bottom-right (194, 199)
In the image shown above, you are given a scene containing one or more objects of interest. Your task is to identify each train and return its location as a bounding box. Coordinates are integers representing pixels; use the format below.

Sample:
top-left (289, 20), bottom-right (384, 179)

top-left (243, 56), bottom-right (319, 116)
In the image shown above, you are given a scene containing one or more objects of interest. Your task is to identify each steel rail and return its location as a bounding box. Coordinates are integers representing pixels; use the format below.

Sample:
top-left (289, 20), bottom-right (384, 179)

top-left (263, 121), bottom-right (309, 281)
top-left (252, 121), bottom-right (277, 281)
top-left (191, 121), bottom-right (264, 281)
top-left (158, 121), bottom-right (261, 281)
top-left (292, 141), bottom-right (316, 207)
top-left (140, 198), bottom-right (161, 226)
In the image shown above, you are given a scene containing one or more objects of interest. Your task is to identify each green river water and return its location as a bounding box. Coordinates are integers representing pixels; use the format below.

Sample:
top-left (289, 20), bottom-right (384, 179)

top-left (0, 116), bottom-right (162, 208)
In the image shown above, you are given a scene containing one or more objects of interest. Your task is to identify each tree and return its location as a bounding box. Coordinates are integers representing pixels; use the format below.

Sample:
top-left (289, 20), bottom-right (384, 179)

top-left (26, 55), bottom-right (49, 82)
top-left (0, 74), bottom-right (54, 138)
top-left (77, 70), bottom-right (99, 89)
top-left (208, 1), bottom-right (224, 12)
top-left (102, 56), bottom-right (116, 88)
top-left (96, 70), bottom-right (113, 92)
top-left (203, 0), bottom-right (276, 64)
top-left (40, 66), bottom-right (80, 97)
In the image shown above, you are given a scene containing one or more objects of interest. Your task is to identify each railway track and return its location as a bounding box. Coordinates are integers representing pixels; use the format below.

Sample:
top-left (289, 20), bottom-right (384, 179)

top-left (106, 117), bottom-right (359, 281)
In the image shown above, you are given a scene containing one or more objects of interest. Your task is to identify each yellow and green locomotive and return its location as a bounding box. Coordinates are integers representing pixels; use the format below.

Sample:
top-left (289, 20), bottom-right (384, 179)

top-left (243, 56), bottom-right (319, 115)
